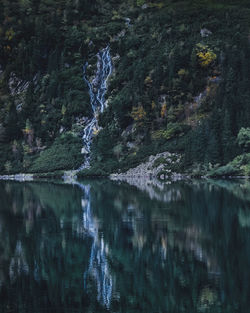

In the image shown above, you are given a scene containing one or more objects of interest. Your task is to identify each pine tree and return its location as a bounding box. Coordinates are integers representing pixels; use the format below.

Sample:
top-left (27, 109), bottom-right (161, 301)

top-left (222, 110), bottom-right (234, 163)
top-left (205, 130), bottom-right (220, 165)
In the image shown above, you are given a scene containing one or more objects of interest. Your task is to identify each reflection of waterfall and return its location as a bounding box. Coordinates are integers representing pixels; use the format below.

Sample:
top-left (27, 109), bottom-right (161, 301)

top-left (78, 183), bottom-right (113, 308)
top-left (79, 46), bottom-right (113, 170)
top-left (9, 241), bottom-right (29, 282)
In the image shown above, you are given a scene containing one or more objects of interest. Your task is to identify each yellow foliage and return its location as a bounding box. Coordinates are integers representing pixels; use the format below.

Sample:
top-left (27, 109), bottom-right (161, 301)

top-left (151, 130), bottom-right (164, 140)
top-left (149, 2), bottom-right (165, 9)
top-left (111, 10), bottom-right (120, 20)
top-left (197, 51), bottom-right (216, 67)
top-left (93, 128), bottom-right (100, 136)
top-left (4, 45), bottom-right (11, 52)
top-left (196, 44), bottom-right (216, 68)
top-left (151, 101), bottom-right (156, 110)
top-left (144, 75), bottom-right (153, 86)
top-left (5, 28), bottom-right (15, 41)
top-left (161, 102), bottom-right (167, 118)
top-left (131, 106), bottom-right (146, 122)
top-left (178, 68), bottom-right (189, 77)
top-left (23, 120), bottom-right (33, 135)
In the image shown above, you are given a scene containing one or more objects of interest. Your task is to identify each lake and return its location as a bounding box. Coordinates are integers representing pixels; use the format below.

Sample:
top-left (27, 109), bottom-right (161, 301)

top-left (0, 178), bottom-right (250, 313)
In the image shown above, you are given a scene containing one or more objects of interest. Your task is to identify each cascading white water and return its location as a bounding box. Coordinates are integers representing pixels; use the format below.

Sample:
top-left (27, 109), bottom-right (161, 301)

top-left (64, 47), bottom-right (114, 303)
top-left (79, 46), bottom-right (113, 170)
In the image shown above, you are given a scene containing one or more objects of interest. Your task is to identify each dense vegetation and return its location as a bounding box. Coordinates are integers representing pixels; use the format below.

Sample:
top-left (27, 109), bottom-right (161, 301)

top-left (0, 0), bottom-right (250, 175)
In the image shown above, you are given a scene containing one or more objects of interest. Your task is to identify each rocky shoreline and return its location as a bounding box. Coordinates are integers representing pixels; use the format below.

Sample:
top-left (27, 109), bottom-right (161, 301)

top-left (0, 174), bottom-right (34, 181)
top-left (110, 151), bottom-right (186, 180)
top-left (0, 152), bottom-right (186, 182)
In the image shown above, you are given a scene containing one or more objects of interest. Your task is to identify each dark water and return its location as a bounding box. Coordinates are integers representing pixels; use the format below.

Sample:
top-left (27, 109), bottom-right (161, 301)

top-left (0, 179), bottom-right (250, 313)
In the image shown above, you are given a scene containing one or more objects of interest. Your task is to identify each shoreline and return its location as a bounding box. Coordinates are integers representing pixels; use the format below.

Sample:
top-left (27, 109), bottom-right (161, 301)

top-left (0, 174), bottom-right (34, 181)
top-left (0, 172), bottom-right (249, 183)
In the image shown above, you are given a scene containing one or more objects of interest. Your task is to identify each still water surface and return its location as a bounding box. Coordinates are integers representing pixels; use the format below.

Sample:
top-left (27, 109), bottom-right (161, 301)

top-left (0, 179), bottom-right (250, 313)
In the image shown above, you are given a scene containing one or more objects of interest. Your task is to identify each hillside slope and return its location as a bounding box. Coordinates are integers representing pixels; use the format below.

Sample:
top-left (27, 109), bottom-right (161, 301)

top-left (0, 0), bottom-right (250, 176)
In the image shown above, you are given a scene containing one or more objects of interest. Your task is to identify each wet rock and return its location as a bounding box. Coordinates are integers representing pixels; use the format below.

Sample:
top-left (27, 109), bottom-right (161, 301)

top-left (124, 17), bottom-right (131, 27)
top-left (200, 28), bottom-right (212, 37)
top-left (8, 73), bottom-right (29, 96)
top-left (112, 54), bottom-right (120, 63)
top-left (81, 147), bottom-right (88, 154)
top-left (126, 142), bottom-right (136, 150)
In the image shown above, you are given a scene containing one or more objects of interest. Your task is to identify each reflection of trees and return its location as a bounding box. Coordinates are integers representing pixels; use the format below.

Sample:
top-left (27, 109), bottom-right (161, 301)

top-left (206, 179), bottom-right (250, 203)
top-left (0, 179), bottom-right (249, 312)
top-left (87, 179), bottom-right (250, 312)
top-left (0, 181), bottom-right (93, 313)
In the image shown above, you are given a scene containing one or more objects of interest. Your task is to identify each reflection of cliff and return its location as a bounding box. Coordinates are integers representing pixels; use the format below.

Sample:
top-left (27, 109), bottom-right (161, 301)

top-left (9, 241), bottom-right (29, 282)
top-left (111, 176), bottom-right (182, 202)
top-left (88, 179), bottom-right (220, 275)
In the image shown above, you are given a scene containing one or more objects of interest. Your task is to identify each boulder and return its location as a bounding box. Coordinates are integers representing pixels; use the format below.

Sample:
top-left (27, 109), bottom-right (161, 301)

top-left (81, 147), bottom-right (88, 154)
top-left (200, 28), bottom-right (212, 37)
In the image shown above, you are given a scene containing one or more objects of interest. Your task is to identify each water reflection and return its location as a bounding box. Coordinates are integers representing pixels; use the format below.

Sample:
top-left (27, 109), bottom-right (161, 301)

top-left (0, 179), bottom-right (249, 312)
top-left (79, 183), bottom-right (113, 308)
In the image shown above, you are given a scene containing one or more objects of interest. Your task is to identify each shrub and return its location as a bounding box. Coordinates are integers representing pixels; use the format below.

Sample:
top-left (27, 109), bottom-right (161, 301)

top-left (237, 128), bottom-right (250, 152)
top-left (152, 123), bottom-right (190, 141)
top-left (241, 164), bottom-right (250, 176)
top-left (196, 44), bottom-right (217, 68)
top-left (29, 133), bottom-right (82, 173)
top-left (152, 157), bottom-right (166, 169)
top-left (208, 164), bottom-right (240, 177)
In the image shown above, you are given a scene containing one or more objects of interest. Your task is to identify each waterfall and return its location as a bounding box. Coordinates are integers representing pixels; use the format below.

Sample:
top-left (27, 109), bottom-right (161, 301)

top-left (79, 46), bottom-right (113, 170)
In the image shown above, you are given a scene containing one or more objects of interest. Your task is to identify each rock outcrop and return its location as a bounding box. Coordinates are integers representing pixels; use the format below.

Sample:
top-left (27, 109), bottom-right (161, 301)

top-left (110, 151), bottom-right (184, 180)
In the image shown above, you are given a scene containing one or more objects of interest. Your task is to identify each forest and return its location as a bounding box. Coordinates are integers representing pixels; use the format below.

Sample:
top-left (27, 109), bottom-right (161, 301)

top-left (0, 0), bottom-right (250, 176)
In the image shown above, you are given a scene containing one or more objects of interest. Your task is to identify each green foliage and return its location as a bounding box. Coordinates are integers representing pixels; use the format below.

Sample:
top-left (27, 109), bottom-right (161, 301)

top-left (4, 160), bottom-right (12, 173)
top-left (1, 0), bottom-right (250, 174)
top-left (237, 128), bottom-right (250, 152)
top-left (78, 166), bottom-right (109, 177)
top-left (208, 153), bottom-right (250, 177)
top-left (137, 0), bottom-right (146, 6)
top-left (152, 123), bottom-right (191, 141)
top-left (152, 157), bottom-right (166, 168)
top-left (208, 164), bottom-right (240, 177)
top-left (29, 133), bottom-right (82, 173)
